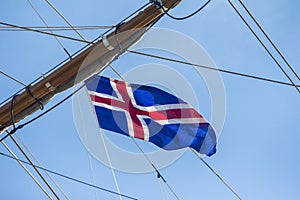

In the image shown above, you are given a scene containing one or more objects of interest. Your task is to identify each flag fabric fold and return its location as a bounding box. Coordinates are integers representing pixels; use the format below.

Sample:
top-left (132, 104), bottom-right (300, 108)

top-left (85, 75), bottom-right (217, 156)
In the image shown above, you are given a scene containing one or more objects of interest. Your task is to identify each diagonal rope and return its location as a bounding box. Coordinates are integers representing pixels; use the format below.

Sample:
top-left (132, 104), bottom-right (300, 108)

top-left (227, 0), bottom-right (300, 93)
top-left (127, 50), bottom-right (300, 88)
top-left (131, 138), bottom-right (180, 200)
top-left (44, 0), bottom-right (87, 42)
top-left (0, 151), bottom-right (138, 200)
top-left (1, 141), bottom-right (53, 199)
top-left (0, 25), bottom-right (114, 31)
top-left (9, 134), bottom-right (60, 199)
top-left (108, 64), bottom-right (181, 200)
top-left (14, 134), bottom-right (70, 200)
top-left (237, 0), bottom-right (300, 81)
top-left (191, 149), bottom-right (242, 200)
top-left (26, 0), bottom-right (71, 58)
top-left (0, 21), bottom-right (90, 44)
top-left (0, 70), bottom-right (26, 86)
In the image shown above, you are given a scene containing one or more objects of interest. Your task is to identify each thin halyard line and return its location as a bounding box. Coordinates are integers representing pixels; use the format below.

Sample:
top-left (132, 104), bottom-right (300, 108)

top-left (108, 64), bottom-right (181, 200)
top-left (83, 88), bottom-right (123, 200)
top-left (76, 92), bottom-right (100, 200)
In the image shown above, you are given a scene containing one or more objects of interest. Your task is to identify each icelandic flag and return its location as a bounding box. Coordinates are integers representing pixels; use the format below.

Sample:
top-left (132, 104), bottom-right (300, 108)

top-left (85, 75), bottom-right (217, 156)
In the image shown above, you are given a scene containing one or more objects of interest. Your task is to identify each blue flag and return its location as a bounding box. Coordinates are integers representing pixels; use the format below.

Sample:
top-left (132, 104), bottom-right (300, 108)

top-left (85, 75), bottom-right (217, 156)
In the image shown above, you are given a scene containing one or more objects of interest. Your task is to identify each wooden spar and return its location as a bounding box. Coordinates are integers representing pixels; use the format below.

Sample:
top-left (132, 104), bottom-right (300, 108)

top-left (0, 0), bottom-right (182, 133)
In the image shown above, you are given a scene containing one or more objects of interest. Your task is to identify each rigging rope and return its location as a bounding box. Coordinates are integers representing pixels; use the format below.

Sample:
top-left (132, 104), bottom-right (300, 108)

top-left (44, 0), bottom-right (87, 42)
top-left (15, 134), bottom-right (70, 200)
top-left (156, 0), bottom-right (211, 20)
top-left (86, 152), bottom-right (99, 200)
top-left (191, 149), bottom-right (242, 200)
top-left (1, 141), bottom-right (53, 199)
top-left (26, 0), bottom-right (72, 58)
top-left (0, 151), bottom-right (138, 200)
top-left (0, 25), bottom-right (114, 31)
top-left (127, 50), bottom-right (300, 88)
top-left (0, 70), bottom-right (26, 86)
top-left (9, 134), bottom-right (60, 199)
top-left (237, 0), bottom-right (300, 82)
top-left (76, 92), bottom-right (100, 200)
top-left (227, 0), bottom-right (300, 94)
top-left (131, 138), bottom-right (181, 200)
top-left (0, 21), bottom-right (90, 44)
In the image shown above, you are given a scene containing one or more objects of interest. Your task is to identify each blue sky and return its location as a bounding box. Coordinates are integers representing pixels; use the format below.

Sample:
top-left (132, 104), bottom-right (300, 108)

top-left (0, 0), bottom-right (299, 199)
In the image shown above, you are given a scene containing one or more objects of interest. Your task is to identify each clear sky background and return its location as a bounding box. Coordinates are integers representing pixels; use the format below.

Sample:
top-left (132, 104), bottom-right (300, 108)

top-left (0, 0), bottom-right (299, 199)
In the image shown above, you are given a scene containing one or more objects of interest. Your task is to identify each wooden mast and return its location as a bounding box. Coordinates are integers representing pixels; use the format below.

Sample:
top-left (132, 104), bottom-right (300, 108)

top-left (0, 0), bottom-right (182, 133)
